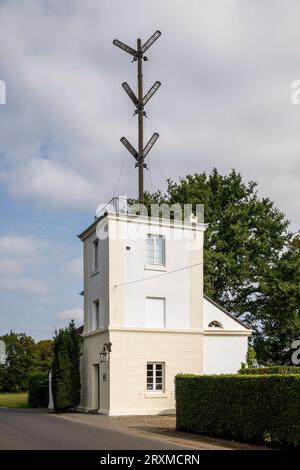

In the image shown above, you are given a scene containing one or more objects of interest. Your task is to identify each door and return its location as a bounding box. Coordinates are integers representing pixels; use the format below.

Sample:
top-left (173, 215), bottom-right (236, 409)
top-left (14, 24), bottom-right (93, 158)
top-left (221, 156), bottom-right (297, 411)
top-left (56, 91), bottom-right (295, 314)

top-left (92, 364), bottom-right (100, 410)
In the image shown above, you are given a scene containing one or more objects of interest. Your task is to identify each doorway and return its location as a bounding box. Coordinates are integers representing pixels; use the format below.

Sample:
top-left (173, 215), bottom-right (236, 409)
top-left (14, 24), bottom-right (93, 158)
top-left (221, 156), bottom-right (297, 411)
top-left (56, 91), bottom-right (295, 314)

top-left (92, 364), bottom-right (100, 410)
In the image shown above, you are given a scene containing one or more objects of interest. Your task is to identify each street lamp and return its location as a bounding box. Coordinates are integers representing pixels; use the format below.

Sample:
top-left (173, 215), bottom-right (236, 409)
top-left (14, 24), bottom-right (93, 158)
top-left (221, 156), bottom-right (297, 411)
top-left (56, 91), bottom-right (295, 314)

top-left (100, 342), bottom-right (112, 363)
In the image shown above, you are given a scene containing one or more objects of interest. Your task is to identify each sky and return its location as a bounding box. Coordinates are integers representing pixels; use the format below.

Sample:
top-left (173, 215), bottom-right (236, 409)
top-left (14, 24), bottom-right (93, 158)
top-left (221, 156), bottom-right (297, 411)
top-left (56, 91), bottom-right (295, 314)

top-left (0, 0), bottom-right (299, 339)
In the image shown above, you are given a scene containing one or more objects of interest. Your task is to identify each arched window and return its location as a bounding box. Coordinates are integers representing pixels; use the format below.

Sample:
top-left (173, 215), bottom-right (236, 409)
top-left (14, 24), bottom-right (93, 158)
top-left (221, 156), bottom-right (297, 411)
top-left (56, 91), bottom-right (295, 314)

top-left (208, 320), bottom-right (223, 328)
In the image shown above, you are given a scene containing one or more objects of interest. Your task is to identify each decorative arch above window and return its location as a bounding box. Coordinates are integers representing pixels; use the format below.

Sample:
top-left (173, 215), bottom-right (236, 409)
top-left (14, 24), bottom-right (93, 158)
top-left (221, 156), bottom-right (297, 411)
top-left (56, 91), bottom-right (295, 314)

top-left (208, 320), bottom-right (223, 328)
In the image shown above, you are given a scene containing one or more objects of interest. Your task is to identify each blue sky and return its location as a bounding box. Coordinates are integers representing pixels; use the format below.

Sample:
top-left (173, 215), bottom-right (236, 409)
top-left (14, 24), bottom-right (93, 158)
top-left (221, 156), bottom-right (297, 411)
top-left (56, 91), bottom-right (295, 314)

top-left (0, 0), bottom-right (299, 339)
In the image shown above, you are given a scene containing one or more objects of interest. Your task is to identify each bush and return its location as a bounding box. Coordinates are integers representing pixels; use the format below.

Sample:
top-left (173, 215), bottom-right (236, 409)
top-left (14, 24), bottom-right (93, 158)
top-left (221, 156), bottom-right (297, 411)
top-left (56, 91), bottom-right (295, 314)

top-left (239, 366), bottom-right (300, 375)
top-left (175, 374), bottom-right (300, 447)
top-left (52, 320), bottom-right (81, 412)
top-left (28, 372), bottom-right (48, 407)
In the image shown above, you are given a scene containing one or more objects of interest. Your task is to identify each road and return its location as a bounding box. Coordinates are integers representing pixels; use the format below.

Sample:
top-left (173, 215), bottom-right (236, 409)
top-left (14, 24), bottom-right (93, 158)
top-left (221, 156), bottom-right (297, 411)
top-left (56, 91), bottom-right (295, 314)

top-left (0, 408), bottom-right (188, 450)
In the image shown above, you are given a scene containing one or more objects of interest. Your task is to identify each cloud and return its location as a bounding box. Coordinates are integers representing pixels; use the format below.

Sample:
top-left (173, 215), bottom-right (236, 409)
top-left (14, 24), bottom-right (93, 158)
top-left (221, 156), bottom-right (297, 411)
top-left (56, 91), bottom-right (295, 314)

top-left (3, 159), bottom-right (96, 210)
top-left (0, 276), bottom-right (49, 295)
top-left (0, 236), bottom-right (40, 259)
top-left (56, 308), bottom-right (83, 323)
top-left (63, 256), bottom-right (83, 278)
top-left (0, 235), bottom-right (49, 295)
top-left (0, 0), bottom-right (298, 226)
top-left (0, 1), bottom-right (299, 339)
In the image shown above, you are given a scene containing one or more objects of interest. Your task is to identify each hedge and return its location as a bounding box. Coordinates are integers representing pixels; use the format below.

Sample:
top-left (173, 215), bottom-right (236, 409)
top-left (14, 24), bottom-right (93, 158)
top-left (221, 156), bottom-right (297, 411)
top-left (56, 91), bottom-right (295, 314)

top-left (175, 374), bottom-right (300, 447)
top-left (28, 372), bottom-right (49, 407)
top-left (239, 366), bottom-right (300, 375)
top-left (52, 320), bottom-right (81, 411)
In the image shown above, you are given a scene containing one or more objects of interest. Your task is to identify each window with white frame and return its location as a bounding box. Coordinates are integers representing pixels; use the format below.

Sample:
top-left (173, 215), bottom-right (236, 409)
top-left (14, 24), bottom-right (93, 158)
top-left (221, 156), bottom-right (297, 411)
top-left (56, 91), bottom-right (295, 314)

top-left (146, 234), bottom-right (165, 266)
top-left (93, 299), bottom-right (100, 330)
top-left (92, 239), bottom-right (99, 272)
top-left (147, 363), bottom-right (164, 392)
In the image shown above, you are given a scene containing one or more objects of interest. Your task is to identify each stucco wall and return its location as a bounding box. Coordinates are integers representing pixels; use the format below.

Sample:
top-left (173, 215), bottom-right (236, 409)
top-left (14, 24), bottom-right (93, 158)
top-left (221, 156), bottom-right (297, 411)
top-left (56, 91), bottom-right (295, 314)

top-left (81, 330), bottom-right (110, 412)
top-left (203, 334), bottom-right (248, 374)
top-left (83, 222), bottom-right (109, 332)
top-left (109, 329), bottom-right (203, 415)
top-left (203, 297), bottom-right (247, 330)
top-left (108, 216), bottom-right (204, 330)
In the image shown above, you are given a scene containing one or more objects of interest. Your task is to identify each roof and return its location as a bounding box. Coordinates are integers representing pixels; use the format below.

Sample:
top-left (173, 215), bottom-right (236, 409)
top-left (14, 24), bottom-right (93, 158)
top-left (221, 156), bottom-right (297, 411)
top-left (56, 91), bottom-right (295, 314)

top-left (76, 325), bottom-right (84, 335)
top-left (78, 214), bottom-right (105, 241)
top-left (204, 294), bottom-right (251, 330)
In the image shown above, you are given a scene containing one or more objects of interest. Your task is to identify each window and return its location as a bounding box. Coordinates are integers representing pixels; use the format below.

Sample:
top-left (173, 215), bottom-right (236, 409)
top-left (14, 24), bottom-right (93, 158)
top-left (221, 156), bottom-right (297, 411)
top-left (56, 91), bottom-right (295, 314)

top-left (93, 299), bottom-right (100, 330)
top-left (208, 320), bottom-right (223, 328)
top-left (146, 234), bottom-right (165, 266)
top-left (92, 239), bottom-right (99, 272)
top-left (147, 363), bottom-right (164, 392)
top-left (145, 297), bottom-right (166, 328)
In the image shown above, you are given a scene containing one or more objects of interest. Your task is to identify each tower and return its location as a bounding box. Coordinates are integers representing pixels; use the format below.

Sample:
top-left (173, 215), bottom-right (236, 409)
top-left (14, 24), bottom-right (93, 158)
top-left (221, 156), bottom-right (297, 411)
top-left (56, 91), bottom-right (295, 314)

top-left (78, 32), bottom-right (250, 416)
top-left (113, 31), bottom-right (161, 204)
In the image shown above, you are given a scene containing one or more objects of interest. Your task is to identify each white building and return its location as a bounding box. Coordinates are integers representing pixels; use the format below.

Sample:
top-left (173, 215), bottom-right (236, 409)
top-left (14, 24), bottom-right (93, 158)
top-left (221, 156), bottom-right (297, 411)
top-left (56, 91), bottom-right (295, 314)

top-left (78, 200), bottom-right (251, 415)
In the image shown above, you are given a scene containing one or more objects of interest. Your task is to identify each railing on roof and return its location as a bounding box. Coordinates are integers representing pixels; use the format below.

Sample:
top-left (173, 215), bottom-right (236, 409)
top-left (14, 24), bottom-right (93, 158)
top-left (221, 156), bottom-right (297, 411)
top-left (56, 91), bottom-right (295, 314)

top-left (95, 196), bottom-right (131, 220)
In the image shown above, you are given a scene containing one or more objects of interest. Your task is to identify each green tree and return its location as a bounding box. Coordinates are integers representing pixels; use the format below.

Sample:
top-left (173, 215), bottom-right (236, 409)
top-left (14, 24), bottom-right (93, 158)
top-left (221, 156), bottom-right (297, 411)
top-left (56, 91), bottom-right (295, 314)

top-left (52, 320), bottom-right (81, 412)
top-left (254, 236), bottom-right (300, 364)
top-left (0, 332), bottom-right (36, 392)
top-left (144, 169), bottom-right (299, 363)
top-left (33, 339), bottom-right (54, 372)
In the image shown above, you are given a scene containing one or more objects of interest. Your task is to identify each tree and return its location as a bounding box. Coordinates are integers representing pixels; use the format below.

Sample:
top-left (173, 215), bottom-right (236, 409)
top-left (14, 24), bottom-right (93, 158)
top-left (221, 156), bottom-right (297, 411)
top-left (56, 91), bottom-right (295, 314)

top-left (33, 339), bottom-right (54, 372)
top-left (254, 236), bottom-right (300, 364)
top-left (52, 320), bottom-right (81, 412)
top-left (0, 332), bottom-right (36, 392)
top-left (144, 169), bottom-right (299, 363)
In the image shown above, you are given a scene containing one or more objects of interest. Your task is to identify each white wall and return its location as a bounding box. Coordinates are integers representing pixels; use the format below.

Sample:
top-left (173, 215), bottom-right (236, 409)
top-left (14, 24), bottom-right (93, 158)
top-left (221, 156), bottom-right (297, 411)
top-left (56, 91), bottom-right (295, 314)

top-left (203, 335), bottom-right (248, 375)
top-left (83, 219), bottom-right (109, 333)
top-left (203, 297), bottom-right (250, 374)
top-left (118, 218), bottom-right (204, 330)
top-left (109, 329), bottom-right (203, 415)
top-left (203, 297), bottom-right (247, 330)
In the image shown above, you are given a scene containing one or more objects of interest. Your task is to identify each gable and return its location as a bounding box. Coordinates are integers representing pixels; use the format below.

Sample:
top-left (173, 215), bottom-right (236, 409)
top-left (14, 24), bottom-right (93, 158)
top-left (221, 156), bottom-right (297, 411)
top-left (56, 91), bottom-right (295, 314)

top-left (203, 295), bottom-right (250, 331)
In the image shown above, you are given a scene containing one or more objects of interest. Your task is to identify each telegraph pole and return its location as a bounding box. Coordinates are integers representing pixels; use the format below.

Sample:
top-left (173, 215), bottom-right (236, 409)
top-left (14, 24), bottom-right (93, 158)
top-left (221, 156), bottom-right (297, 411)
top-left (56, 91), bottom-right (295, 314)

top-left (137, 38), bottom-right (144, 204)
top-left (113, 31), bottom-right (161, 205)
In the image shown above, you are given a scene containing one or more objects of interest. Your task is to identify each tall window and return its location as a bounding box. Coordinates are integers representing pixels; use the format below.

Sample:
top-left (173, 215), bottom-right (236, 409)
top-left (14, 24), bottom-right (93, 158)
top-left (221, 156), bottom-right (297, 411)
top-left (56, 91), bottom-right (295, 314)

top-left (147, 363), bottom-right (164, 392)
top-left (93, 299), bottom-right (100, 330)
top-left (146, 234), bottom-right (165, 266)
top-left (93, 239), bottom-right (99, 272)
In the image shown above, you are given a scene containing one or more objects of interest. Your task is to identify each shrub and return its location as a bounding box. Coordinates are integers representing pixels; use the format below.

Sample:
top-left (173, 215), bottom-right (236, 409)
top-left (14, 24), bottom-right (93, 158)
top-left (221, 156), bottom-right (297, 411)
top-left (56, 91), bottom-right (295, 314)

top-left (175, 374), bottom-right (300, 447)
top-left (28, 372), bottom-right (48, 407)
top-left (52, 320), bottom-right (81, 412)
top-left (239, 366), bottom-right (300, 375)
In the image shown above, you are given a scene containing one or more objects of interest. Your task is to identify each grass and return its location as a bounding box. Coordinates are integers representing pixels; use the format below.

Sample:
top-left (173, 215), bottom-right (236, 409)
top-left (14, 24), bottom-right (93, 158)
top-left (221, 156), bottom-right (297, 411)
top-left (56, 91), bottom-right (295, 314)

top-left (0, 392), bottom-right (28, 408)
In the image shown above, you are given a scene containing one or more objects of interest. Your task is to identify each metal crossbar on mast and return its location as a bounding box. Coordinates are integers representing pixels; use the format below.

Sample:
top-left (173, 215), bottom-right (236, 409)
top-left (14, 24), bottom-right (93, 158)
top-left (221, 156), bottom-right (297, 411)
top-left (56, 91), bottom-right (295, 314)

top-left (113, 31), bottom-right (161, 204)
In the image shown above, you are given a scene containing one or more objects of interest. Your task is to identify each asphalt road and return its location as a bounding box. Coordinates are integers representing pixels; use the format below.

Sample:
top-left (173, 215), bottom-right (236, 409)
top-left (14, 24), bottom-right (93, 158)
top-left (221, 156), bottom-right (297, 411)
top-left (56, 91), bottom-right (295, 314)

top-left (0, 408), bottom-right (187, 450)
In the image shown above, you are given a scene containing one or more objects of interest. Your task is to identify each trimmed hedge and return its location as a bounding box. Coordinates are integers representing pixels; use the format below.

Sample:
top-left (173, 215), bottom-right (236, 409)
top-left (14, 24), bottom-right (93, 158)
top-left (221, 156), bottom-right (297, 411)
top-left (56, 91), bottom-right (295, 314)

top-left (239, 366), bottom-right (300, 375)
top-left (28, 372), bottom-right (49, 407)
top-left (175, 374), bottom-right (300, 447)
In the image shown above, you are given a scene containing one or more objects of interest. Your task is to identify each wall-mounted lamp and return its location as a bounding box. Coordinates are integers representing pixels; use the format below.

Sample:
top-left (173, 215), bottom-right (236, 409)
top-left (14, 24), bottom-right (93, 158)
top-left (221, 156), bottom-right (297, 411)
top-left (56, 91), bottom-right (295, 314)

top-left (100, 342), bottom-right (112, 363)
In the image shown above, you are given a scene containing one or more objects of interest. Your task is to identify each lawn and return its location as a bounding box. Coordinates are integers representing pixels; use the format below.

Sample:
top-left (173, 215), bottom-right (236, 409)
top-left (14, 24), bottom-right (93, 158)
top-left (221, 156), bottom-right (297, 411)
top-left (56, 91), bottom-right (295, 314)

top-left (0, 393), bottom-right (28, 408)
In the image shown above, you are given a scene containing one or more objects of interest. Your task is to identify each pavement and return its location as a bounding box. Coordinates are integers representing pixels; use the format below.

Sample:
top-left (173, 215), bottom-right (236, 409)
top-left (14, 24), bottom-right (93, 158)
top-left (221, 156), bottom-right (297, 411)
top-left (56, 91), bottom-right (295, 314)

top-left (55, 412), bottom-right (271, 451)
top-left (0, 408), bottom-right (270, 450)
top-left (0, 408), bottom-right (188, 450)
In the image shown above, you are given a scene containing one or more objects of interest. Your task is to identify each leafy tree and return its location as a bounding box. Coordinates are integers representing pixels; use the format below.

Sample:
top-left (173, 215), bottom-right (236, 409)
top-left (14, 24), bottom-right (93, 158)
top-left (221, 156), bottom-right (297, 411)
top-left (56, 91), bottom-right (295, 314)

top-left (246, 346), bottom-right (257, 367)
top-left (144, 169), bottom-right (299, 363)
top-left (0, 332), bottom-right (36, 392)
top-left (254, 236), bottom-right (300, 364)
top-left (33, 339), bottom-right (54, 372)
top-left (52, 320), bottom-right (81, 412)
